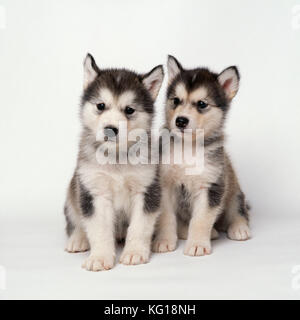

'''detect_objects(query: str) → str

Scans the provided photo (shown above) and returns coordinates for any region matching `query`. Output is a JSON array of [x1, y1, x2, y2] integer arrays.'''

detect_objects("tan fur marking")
[[167, 83, 223, 138]]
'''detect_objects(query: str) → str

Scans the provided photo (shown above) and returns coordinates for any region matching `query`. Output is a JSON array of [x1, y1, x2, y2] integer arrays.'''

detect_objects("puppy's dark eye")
[[197, 100, 208, 110], [173, 97, 180, 107], [125, 106, 135, 115], [96, 103, 105, 111]]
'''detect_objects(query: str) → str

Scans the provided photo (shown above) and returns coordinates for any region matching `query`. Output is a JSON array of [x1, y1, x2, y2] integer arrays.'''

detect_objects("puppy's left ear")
[[142, 65, 164, 100], [218, 66, 240, 100], [167, 55, 182, 83], [83, 53, 100, 89]]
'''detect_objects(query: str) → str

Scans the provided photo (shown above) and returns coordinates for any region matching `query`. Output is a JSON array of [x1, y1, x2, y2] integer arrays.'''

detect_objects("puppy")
[[153, 55, 250, 256], [64, 54, 164, 271]]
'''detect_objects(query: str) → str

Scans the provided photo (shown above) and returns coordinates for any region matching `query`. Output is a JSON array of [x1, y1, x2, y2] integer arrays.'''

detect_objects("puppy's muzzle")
[[104, 126, 119, 138], [176, 116, 189, 129]]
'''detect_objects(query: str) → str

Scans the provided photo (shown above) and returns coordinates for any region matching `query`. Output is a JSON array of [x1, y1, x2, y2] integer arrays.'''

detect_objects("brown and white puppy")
[[64, 54, 164, 271], [153, 55, 250, 256]]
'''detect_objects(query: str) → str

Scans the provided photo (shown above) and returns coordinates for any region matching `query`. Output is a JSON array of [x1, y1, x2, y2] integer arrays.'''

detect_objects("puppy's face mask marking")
[[80, 54, 164, 149], [166, 55, 240, 138]]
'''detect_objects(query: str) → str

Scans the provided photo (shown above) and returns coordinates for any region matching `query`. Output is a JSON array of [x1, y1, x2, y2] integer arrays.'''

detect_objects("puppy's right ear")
[[142, 65, 164, 100], [167, 55, 182, 83], [83, 53, 100, 89], [218, 66, 240, 101]]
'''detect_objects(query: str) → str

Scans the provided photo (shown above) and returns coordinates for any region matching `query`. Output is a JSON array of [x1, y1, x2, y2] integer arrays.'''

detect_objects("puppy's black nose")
[[176, 117, 189, 128], [104, 126, 119, 137]]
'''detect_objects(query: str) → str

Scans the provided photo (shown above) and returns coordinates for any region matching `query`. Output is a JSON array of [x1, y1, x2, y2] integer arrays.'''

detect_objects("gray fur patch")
[[237, 192, 249, 221], [208, 176, 225, 207], [176, 184, 192, 223], [204, 135, 224, 147], [64, 206, 75, 237], [144, 169, 161, 213], [115, 211, 129, 242], [207, 146, 224, 163], [79, 181, 94, 217]]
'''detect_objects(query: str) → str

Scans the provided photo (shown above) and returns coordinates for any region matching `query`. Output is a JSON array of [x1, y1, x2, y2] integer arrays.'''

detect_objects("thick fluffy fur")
[[153, 56, 250, 256], [64, 54, 164, 271]]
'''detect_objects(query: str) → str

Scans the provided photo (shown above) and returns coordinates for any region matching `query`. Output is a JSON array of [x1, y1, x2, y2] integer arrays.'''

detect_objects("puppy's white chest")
[[109, 168, 150, 212], [113, 185, 130, 212], [162, 160, 220, 189]]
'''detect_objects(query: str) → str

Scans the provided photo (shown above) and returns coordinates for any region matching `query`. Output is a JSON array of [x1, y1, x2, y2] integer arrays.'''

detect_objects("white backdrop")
[[0, 0, 300, 300]]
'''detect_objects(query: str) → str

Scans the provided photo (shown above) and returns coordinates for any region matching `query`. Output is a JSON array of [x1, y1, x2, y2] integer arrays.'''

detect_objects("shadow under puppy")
[[64, 54, 164, 271], [153, 55, 250, 256]]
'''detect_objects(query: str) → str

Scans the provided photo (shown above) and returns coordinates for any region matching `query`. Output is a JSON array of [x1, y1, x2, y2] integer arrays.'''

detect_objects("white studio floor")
[[1, 212, 300, 300]]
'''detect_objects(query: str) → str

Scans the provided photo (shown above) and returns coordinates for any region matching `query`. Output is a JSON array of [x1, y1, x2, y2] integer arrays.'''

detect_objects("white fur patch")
[[174, 83, 188, 101], [99, 87, 115, 106], [82, 102, 98, 130], [117, 90, 136, 108], [189, 87, 208, 103]]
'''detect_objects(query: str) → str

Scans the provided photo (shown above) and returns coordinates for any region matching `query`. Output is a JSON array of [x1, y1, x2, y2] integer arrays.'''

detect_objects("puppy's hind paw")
[[65, 234, 90, 253], [120, 247, 150, 266], [152, 239, 177, 253], [184, 240, 212, 257], [82, 254, 115, 272], [227, 222, 251, 241]]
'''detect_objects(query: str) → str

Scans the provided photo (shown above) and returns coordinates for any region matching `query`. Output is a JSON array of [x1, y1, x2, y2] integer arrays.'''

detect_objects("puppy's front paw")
[[152, 238, 177, 253], [120, 247, 150, 265], [184, 240, 211, 256], [227, 222, 251, 241], [82, 254, 115, 272], [66, 234, 90, 253]]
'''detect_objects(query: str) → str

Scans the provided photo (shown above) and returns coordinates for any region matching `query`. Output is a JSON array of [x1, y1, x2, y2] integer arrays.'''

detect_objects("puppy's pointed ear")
[[83, 53, 100, 89], [218, 66, 240, 100], [167, 55, 182, 83], [142, 65, 164, 100]]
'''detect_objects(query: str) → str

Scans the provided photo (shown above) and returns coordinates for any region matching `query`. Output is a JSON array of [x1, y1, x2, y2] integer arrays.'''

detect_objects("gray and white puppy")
[[153, 55, 250, 256], [64, 54, 164, 271]]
